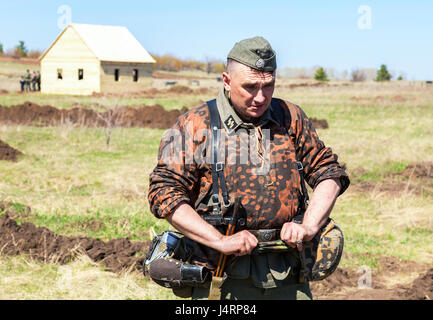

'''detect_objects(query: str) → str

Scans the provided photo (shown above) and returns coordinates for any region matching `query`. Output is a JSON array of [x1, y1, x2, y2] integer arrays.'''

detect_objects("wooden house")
[[39, 23, 156, 95]]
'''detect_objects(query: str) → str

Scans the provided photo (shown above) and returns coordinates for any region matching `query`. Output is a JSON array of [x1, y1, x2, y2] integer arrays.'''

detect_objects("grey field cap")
[[227, 36, 277, 72]]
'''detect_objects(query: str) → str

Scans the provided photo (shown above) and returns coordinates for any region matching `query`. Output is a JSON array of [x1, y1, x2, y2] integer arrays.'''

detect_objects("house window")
[[114, 69, 119, 82], [133, 69, 138, 82], [78, 69, 84, 80], [57, 69, 63, 80]]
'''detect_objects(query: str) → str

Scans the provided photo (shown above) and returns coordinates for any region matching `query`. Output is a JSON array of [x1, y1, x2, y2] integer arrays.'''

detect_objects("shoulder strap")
[[207, 99, 231, 214]]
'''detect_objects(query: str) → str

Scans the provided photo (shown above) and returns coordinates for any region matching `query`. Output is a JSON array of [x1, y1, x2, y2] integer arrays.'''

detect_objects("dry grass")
[[0, 253, 180, 300]]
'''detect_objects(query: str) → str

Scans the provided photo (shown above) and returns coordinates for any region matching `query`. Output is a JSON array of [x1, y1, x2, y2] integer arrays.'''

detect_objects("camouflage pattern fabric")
[[299, 218, 344, 281], [148, 94, 349, 271]]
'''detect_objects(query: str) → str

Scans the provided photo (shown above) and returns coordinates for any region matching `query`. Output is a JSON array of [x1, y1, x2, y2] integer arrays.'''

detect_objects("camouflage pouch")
[[299, 218, 344, 282]]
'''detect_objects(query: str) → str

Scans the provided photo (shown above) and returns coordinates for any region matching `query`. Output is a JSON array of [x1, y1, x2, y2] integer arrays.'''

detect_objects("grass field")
[[0, 60, 432, 299]]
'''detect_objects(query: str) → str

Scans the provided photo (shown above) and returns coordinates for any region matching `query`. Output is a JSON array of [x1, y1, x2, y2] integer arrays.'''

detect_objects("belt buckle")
[[260, 229, 273, 242]]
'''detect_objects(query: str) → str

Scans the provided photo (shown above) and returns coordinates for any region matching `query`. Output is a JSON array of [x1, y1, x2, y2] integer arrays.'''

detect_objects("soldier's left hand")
[[280, 222, 317, 251]]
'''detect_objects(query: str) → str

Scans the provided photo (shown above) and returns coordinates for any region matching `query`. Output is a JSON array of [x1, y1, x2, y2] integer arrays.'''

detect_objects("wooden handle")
[[214, 197, 241, 277]]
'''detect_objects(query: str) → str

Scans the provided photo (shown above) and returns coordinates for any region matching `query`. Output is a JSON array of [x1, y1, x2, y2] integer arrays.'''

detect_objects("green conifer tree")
[[314, 67, 329, 81], [14, 41, 28, 57], [376, 64, 392, 81]]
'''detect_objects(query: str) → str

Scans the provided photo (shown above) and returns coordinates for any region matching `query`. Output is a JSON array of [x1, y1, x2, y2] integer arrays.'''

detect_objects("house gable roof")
[[40, 23, 156, 64]]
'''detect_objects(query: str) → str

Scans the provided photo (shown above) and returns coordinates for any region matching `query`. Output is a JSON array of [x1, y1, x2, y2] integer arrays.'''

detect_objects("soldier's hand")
[[217, 230, 258, 256], [280, 222, 317, 251]]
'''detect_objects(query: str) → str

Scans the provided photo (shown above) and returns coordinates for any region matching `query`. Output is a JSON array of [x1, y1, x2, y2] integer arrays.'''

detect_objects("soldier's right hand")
[[216, 230, 258, 256]]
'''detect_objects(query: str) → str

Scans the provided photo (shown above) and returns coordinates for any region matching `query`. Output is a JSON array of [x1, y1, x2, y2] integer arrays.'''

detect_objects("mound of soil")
[[310, 268, 358, 296], [152, 72, 214, 80], [166, 85, 194, 94], [0, 206, 150, 274], [350, 95, 415, 103], [287, 82, 329, 89], [90, 86, 213, 98], [0, 139, 23, 162], [398, 162, 433, 180], [310, 118, 329, 129], [310, 255, 433, 300], [349, 162, 433, 196], [0, 102, 189, 129], [402, 268, 433, 300], [0, 101, 329, 130], [283, 82, 350, 90], [1, 201, 432, 299]]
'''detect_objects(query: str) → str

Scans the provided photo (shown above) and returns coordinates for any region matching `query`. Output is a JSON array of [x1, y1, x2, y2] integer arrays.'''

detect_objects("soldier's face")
[[223, 64, 275, 121]]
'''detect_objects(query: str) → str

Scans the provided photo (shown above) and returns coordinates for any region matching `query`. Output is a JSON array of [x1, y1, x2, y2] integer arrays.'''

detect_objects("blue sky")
[[1, 0, 432, 80]]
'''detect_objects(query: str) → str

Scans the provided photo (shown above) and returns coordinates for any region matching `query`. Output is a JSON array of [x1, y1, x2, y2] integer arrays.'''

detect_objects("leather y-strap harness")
[[206, 98, 309, 219]]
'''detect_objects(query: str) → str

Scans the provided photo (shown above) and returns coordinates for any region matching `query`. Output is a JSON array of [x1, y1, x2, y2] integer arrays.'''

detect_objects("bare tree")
[[95, 96, 124, 148], [351, 69, 367, 82]]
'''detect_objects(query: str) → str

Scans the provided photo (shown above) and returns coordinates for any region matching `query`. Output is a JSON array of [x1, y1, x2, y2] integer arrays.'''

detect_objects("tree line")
[[151, 54, 226, 74], [313, 65, 401, 82], [0, 41, 42, 59]]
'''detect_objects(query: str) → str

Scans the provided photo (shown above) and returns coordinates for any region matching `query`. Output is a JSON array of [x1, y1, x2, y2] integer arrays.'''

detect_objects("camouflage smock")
[[148, 89, 349, 287]]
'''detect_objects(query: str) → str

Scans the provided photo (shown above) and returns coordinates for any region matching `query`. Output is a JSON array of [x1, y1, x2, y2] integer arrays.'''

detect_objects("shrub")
[[314, 67, 329, 81], [27, 50, 42, 59]]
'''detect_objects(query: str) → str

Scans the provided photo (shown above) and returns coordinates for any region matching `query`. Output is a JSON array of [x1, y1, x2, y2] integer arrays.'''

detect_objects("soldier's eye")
[[243, 84, 256, 90]]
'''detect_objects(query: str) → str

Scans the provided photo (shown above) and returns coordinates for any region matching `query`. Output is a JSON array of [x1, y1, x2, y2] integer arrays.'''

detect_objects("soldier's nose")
[[253, 90, 266, 104]]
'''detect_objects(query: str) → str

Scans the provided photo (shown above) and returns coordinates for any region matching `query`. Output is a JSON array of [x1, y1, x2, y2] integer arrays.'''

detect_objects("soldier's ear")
[[222, 72, 231, 92]]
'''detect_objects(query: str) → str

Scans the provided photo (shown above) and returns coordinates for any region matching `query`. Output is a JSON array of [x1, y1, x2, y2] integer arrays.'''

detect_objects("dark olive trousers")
[[191, 276, 313, 300]]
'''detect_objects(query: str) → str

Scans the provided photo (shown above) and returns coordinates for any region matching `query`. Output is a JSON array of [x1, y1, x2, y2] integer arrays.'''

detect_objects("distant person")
[[24, 70, 31, 92], [36, 71, 41, 91], [19, 76, 25, 92], [31, 71, 37, 91]]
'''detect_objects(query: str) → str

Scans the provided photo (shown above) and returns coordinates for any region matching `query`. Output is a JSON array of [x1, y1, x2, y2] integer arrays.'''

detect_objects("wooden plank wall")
[[41, 27, 100, 95], [100, 62, 153, 93]]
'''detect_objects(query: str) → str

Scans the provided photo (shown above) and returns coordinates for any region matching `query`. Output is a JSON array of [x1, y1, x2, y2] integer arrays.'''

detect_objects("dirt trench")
[[0, 203, 150, 274], [1, 202, 432, 299], [0, 102, 189, 129], [0, 101, 329, 130]]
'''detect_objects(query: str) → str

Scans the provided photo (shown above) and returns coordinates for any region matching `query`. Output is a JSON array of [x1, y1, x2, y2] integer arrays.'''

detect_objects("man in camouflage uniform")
[[24, 70, 31, 92], [148, 36, 349, 300]]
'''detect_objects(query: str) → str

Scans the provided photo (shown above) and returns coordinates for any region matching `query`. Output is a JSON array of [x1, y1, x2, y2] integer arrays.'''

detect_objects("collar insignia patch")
[[224, 115, 237, 130]]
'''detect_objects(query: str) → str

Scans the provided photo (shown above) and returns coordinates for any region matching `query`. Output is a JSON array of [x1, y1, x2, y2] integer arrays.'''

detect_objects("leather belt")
[[248, 229, 281, 242]]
